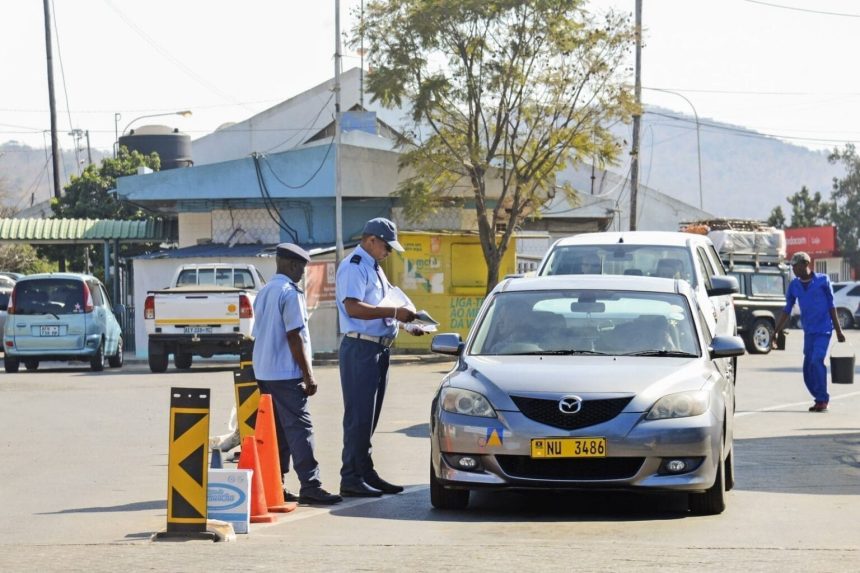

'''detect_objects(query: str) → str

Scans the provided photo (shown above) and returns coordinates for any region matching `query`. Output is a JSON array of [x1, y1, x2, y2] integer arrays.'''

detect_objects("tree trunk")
[[485, 250, 501, 295]]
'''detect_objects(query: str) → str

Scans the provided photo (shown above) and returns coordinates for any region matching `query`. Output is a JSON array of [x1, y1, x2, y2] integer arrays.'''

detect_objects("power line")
[[743, 0, 860, 18]]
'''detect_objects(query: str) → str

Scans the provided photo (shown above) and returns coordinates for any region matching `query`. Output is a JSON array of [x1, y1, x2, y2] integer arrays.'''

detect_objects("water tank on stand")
[[118, 125, 193, 169]]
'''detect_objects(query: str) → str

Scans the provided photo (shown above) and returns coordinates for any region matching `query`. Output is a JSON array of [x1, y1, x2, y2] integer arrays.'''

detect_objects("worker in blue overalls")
[[773, 251, 846, 412], [336, 218, 422, 497]]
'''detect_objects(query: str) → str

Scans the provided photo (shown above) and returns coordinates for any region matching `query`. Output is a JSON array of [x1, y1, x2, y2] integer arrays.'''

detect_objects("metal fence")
[[117, 305, 136, 353]]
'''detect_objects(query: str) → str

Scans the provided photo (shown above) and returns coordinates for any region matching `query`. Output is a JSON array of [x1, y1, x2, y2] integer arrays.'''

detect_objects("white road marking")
[[736, 389, 860, 417]]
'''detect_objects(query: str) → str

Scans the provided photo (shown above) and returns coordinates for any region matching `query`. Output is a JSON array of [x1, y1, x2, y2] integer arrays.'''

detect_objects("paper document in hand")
[[380, 286, 415, 311], [405, 323, 437, 334], [414, 310, 439, 325]]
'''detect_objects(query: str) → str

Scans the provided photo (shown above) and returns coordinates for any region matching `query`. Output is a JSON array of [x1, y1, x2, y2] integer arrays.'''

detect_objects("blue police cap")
[[276, 243, 311, 262], [362, 217, 404, 252]]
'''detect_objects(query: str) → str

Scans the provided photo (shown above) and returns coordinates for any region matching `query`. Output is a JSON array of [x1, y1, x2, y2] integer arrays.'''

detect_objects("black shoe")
[[298, 487, 342, 505], [339, 482, 383, 497], [282, 488, 300, 502], [364, 475, 404, 494]]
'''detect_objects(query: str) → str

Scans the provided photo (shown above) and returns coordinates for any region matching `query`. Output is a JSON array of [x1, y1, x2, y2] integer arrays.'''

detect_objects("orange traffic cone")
[[255, 394, 296, 513], [237, 436, 276, 523]]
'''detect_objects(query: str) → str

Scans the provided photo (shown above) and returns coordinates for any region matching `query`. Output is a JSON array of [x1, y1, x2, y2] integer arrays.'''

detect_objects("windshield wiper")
[[519, 349, 611, 356], [39, 311, 60, 320], [622, 350, 697, 357]]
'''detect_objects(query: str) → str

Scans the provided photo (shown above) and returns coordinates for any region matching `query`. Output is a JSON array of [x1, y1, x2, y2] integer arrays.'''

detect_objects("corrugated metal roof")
[[0, 218, 177, 243]]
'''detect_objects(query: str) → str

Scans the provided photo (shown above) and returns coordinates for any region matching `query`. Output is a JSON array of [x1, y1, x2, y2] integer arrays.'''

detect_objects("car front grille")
[[510, 395, 634, 430], [496, 455, 644, 481]]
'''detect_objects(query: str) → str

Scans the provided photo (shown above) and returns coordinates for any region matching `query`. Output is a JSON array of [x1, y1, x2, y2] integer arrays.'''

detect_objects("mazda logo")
[[558, 395, 582, 414]]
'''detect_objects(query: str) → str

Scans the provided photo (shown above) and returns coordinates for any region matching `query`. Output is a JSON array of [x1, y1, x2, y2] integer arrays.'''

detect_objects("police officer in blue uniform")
[[336, 218, 421, 497], [252, 243, 342, 505]]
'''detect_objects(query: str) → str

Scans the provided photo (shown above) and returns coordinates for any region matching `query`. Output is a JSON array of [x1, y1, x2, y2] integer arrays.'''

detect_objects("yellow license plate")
[[530, 437, 606, 458]]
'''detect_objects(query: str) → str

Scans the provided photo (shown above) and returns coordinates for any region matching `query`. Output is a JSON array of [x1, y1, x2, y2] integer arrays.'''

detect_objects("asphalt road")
[[0, 331, 858, 572]]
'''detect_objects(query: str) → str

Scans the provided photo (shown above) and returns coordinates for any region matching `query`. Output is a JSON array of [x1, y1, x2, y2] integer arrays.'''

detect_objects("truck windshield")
[[541, 245, 696, 287], [176, 268, 256, 288]]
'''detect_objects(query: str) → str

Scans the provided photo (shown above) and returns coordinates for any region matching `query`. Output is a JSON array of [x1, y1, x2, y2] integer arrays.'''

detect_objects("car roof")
[[496, 274, 692, 297], [550, 231, 713, 248], [177, 263, 254, 269], [16, 272, 99, 283]]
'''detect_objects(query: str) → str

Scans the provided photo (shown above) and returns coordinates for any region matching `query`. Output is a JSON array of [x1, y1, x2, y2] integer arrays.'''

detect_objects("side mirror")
[[709, 335, 746, 359], [430, 333, 463, 356], [707, 275, 739, 297]]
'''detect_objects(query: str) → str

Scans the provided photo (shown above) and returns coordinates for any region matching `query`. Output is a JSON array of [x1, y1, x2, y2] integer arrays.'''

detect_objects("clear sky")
[[2, 0, 860, 154]]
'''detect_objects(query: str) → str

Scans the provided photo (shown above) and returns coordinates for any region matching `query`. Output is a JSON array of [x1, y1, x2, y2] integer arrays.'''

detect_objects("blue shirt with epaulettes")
[[335, 245, 397, 337]]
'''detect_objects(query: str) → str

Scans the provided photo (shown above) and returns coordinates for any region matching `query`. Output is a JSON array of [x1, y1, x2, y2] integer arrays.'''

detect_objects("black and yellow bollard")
[[153, 387, 226, 541], [233, 365, 260, 441]]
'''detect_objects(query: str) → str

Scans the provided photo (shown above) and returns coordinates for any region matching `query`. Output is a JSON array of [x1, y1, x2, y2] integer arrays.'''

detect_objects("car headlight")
[[440, 387, 497, 418], [646, 390, 709, 420]]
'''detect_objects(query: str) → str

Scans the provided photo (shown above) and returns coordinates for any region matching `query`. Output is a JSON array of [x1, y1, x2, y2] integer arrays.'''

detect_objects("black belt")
[[344, 332, 395, 348]]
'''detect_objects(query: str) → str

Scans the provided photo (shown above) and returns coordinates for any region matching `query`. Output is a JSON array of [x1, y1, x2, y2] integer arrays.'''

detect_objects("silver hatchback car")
[[3, 273, 123, 372], [429, 275, 745, 515]]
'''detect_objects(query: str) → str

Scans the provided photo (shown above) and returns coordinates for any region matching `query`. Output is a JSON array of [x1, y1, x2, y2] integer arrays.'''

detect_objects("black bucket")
[[830, 355, 855, 384]]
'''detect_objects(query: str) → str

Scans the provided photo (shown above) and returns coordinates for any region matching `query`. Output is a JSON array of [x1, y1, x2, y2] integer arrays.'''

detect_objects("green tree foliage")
[[41, 147, 161, 275], [358, 0, 636, 292], [766, 205, 785, 229], [828, 144, 860, 269], [785, 186, 832, 228]]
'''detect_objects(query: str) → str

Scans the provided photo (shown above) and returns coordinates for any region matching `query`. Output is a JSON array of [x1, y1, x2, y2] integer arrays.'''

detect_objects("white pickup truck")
[[144, 264, 267, 372]]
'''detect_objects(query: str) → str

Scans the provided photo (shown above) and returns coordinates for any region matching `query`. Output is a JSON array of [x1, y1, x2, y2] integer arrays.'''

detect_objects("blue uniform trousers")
[[802, 332, 831, 403], [256, 378, 322, 491], [339, 335, 390, 487]]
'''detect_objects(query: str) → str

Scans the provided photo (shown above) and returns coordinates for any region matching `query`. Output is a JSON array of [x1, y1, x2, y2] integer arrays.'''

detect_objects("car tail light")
[[239, 294, 253, 319], [83, 282, 94, 313], [6, 287, 15, 315], [144, 295, 155, 320]]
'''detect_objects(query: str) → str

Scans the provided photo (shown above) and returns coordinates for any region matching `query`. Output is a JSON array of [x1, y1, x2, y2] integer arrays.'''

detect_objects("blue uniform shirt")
[[336, 245, 397, 337], [784, 272, 835, 335], [251, 274, 310, 380]]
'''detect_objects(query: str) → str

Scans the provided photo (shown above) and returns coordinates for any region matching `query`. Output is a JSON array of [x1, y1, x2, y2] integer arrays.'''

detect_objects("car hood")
[[448, 355, 714, 412]]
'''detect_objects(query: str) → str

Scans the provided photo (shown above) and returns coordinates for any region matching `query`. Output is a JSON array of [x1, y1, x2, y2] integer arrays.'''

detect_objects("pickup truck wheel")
[[90, 341, 105, 372], [174, 352, 193, 370], [108, 337, 123, 368], [148, 342, 168, 373], [5, 357, 20, 373], [746, 319, 773, 354]]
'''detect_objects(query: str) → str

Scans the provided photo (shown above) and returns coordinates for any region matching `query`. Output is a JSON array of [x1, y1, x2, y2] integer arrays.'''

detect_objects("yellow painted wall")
[[382, 231, 517, 350]]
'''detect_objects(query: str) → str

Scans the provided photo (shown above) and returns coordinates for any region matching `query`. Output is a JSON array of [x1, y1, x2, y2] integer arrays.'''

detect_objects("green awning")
[[0, 218, 177, 244]]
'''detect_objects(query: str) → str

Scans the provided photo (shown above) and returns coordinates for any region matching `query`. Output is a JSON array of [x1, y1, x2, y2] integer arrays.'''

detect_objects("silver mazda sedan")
[[429, 275, 745, 515]]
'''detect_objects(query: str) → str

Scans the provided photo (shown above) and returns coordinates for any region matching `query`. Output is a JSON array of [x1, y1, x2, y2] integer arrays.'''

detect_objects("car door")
[[99, 282, 121, 354], [86, 280, 108, 348]]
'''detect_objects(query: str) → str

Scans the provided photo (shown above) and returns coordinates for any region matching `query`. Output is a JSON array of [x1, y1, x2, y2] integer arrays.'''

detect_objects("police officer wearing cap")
[[252, 243, 342, 505], [336, 217, 421, 497]]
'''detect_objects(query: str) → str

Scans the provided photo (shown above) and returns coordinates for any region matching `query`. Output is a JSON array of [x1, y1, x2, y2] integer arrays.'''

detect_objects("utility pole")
[[43, 0, 61, 200], [85, 130, 92, 166], [629, 0, 642, 231], [334, 0, 344, 265]]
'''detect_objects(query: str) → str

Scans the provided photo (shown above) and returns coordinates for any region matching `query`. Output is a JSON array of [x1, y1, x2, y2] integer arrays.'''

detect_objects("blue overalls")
[[252, 274, 321, 492], [335, 246, 398, 488], [784, 273, 835, 403]]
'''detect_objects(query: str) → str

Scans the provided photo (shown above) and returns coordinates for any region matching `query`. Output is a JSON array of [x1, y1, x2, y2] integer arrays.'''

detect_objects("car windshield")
[[470, 290, 700, 357], [12, 279, 85, 315], [540, 245, 697, 287]]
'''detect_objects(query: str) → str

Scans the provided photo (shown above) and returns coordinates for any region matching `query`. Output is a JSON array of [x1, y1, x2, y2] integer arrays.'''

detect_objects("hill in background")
[[0, 141, 108, 212], [0, 107, 845, 222], [606, 106, 843, 220]]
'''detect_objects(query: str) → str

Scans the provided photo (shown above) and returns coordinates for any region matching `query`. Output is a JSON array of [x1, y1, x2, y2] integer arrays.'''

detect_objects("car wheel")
[[90, 340, 105, 372], [4, 357, 19, 373], [836, 308, 854, 330], [724, 448, 735, 492], [24, 360, 39, 371], [430, 463, 469, 510], [174, 352, 193, 370], [108, 337, 123, 368], [689, 447, 726, 515], [746, 319, 774, 354]]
